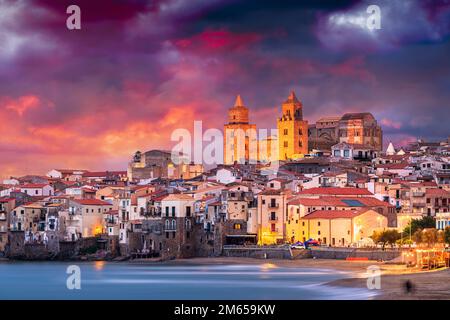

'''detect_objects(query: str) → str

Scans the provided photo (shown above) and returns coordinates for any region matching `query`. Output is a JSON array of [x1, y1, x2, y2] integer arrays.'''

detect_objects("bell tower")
[[223, 95, 257, 164], [277, 91, 308, 160]]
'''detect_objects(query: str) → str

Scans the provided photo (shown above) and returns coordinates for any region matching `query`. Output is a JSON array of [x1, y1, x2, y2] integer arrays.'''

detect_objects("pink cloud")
[[175, 29, 262, 54], [380, 118, 402, 129], [3, 95, 41, 116]]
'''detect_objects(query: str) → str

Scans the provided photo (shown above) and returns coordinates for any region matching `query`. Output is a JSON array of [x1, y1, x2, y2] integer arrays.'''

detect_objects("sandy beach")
[[160, 257, 450, 300]]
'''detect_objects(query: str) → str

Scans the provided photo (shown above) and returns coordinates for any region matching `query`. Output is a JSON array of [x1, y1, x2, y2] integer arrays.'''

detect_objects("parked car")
[[290, 241, 305, 249], [304, 239, 320, 248]]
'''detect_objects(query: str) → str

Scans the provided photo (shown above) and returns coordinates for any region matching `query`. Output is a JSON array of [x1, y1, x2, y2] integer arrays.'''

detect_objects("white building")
[[20, 184, 54, 196]]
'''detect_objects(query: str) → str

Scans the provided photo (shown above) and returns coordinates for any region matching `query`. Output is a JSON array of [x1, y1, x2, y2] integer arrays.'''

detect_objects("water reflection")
[[0, 262, 376, 300]]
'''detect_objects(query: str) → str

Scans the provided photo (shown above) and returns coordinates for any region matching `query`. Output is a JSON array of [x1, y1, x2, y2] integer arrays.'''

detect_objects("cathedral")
[[222, 91, 383, 164]]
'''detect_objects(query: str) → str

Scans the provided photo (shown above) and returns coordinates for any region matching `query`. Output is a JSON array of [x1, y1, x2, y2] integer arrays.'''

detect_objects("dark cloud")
[[0, 0, 449, 176]]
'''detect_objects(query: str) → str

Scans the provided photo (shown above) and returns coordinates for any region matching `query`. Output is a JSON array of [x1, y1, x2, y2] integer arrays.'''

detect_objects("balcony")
[[268, 203, 279, 209], [412, 192, 425, 197], [268, 215, 278, 221], [412, 202, 426, 207], [0, 213, 6, 221]]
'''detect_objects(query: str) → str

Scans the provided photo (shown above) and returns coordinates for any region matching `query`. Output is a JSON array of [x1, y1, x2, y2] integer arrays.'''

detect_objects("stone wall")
[[58, 241, 77, 259], [24, 243, 49, 260], [309, 247, 401, 260], [222, 246, 293, 259]]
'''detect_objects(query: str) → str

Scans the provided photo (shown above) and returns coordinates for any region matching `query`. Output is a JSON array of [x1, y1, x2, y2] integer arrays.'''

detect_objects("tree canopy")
[[371, 229, 401, 249], [403, 216, 436, 236]]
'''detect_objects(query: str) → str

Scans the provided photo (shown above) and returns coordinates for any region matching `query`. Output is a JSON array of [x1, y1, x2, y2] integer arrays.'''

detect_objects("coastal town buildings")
[[0, 93, 448, 260]]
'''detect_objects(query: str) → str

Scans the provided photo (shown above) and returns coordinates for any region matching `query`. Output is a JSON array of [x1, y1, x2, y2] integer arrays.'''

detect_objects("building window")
[[318, 221, 321, 226], [165, 207, 169, 217], [298, 129, 302, 135], [283, 129, 288, 135], [171, 206, 176, 217], [271, 224, 276, 232], [298, 141, 302, 148], [234, 223, 241, 230], [344, 150, 350, 157], [334, 150, 340, 157], [284, 141, 288, 148], [186, 206, 191, 217]]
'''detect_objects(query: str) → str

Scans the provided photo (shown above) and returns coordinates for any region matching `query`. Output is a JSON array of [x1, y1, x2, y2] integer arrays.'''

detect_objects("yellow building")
[[298, 209, 387, 246], [277, 91, 309, 160], [257, 189, 287, 245], [224, 95, 257, 164]]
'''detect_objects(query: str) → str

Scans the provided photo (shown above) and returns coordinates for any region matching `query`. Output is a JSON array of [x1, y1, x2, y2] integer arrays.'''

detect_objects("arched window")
[[171, 219, 176, 230], [165, 220, 170, 230]]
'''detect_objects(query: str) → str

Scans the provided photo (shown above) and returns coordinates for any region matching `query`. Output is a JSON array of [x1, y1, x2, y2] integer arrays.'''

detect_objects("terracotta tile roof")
[[73, 199, 112, 206], [82, 171, 127, 178], [259, 189, 283, 196], [20, 183, 49, 188], [162, 194, 195, 201], [302, 209, 360, 219], [426, 188, 450, 197], [298, 187, 373, 196], [288, 198, 329, 206], [376, 163, 410, 170]]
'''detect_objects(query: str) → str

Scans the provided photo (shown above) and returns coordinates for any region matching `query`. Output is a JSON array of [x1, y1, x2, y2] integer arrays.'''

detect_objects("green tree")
[[445, 227, 450, 245], [413, 228, 442, 247], [371, 229, 401, 250], [403, 216, 436, 236]]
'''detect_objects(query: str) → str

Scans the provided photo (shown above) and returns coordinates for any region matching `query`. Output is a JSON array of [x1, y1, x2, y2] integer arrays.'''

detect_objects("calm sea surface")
[[0, 261, 375, 300]]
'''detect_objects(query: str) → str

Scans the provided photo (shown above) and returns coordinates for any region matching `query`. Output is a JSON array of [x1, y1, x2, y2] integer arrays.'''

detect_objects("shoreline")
[[3, 255, 449, 299], [158, 257, 450, 300]]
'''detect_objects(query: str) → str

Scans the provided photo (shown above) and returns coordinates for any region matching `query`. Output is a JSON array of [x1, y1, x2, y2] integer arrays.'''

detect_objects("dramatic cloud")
[[0, 0, 449, 177]]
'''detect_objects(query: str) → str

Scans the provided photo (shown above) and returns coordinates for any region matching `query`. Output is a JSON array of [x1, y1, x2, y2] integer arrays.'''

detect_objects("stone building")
[[308, 116, 341, 151], [338, 113, 383, 151], [128, 149, 203, 181], [277, 91, 309, 160], [0, 198, 15, 253], [308, 112, 383, 152], [223, 95, 258, 165]]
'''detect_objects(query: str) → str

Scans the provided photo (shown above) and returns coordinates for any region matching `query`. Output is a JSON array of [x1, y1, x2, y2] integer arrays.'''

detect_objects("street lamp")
[[407, 215, 412, 245]]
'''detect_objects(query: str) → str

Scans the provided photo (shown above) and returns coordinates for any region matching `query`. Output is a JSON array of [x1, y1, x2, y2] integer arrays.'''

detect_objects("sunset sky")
[[1, 0, 449, 178]]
